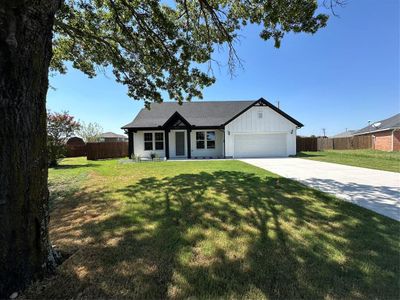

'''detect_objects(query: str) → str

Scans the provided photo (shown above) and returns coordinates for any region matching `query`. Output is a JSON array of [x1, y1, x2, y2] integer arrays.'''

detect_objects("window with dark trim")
[[144, 133, 153, 150], [196, 132, 205, 149], [155, 132, 164, 150], [196, 131, 215, 149], [206, 131, 216, 149]]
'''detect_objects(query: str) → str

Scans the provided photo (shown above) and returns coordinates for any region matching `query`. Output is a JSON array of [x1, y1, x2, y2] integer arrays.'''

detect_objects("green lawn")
[[25, 157, 399, 299], [297, 149, 400, 172]]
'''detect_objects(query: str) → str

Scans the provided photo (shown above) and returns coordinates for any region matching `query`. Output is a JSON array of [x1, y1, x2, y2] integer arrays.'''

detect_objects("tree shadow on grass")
[[53, 163, 100, 170], [25, 171, 400, 299]]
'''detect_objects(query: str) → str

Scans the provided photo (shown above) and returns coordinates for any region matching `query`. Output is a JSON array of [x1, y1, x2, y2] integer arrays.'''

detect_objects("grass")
[[24, 157, 399, 299], [297, 149, 400, 172]]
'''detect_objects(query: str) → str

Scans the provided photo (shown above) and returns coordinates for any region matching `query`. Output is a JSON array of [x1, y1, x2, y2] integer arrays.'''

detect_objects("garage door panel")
[[234, 133, 287, 158]]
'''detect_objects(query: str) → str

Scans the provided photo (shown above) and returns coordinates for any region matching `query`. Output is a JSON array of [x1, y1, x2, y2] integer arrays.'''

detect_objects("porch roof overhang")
[[162, 111, 191, 129]]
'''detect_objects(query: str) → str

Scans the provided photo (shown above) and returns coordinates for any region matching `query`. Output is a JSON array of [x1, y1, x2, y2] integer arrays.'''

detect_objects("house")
[[121, 98, 303, 159], [353, 113, 400, 151], [332, 130, 356, 138], [99, 132, 128, 142]]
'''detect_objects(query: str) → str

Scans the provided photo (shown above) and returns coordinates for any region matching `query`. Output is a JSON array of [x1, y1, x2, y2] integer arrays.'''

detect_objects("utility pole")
[[322, 128, 326, 137]]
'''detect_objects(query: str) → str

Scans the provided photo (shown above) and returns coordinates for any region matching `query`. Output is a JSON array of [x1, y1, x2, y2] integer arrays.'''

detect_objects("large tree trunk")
[[0, 0, 60, 297]]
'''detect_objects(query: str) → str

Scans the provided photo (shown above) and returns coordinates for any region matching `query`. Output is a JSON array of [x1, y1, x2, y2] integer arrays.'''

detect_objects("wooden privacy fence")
[[66, 144, 87, 157], [66, 137, 86, 157], [297, 135, 373, 152], [338, 135, 372, 149], [86, 142, 128, 160], [296, 137, 318, 151], [317, 138, 333, 150]]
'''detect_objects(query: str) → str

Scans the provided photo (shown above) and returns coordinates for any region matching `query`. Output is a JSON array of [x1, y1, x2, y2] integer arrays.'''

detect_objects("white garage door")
[[234, 133, 287, 158]]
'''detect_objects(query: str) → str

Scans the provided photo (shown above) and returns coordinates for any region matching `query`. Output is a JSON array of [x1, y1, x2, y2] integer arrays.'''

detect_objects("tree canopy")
[[0, 0, 344, 297], [77, 121, 103, 142], [52, 0, 343, 107]]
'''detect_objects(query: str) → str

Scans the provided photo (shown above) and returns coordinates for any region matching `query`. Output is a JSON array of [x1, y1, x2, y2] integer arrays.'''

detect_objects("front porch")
[[127, 112, 225, 159]]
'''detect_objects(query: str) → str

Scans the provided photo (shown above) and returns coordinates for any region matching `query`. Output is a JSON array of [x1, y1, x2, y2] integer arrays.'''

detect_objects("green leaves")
[[52, 0, 336, 104]]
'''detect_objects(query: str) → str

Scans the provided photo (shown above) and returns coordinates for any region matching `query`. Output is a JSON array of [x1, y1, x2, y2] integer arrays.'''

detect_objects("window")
[[144, 132, 164, 151], [196, 131, 215, 149], [206, 131, 215, 149], [196, 132, 205, 149], [144, 133, 153, 150], [155, 132, 164, 150], [258, 111, 263, 119]]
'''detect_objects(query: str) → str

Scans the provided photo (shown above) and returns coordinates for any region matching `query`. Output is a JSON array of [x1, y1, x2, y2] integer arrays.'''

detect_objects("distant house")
[[122, 98, 303, 159], [332, 130, 356, 138], [353, 113, 400, 151], [99, 132, 128, 143]]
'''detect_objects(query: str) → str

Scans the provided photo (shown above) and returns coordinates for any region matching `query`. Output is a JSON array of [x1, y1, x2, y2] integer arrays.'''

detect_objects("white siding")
[[134, 129, 224, 159], [225, 106, 297, 157], [133, 131, 166, 158], [190, 129, 224, 158]]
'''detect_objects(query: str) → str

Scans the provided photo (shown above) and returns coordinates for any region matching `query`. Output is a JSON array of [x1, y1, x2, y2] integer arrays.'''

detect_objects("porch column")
[[165, 129, 170, 159], [187, 128, 191, 159], [128, 131, 134, 158], [223, 129, 226, 158]]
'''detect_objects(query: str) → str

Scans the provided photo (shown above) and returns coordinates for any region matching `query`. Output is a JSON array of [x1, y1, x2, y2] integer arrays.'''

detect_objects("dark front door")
[[175, 131, 185, 156]]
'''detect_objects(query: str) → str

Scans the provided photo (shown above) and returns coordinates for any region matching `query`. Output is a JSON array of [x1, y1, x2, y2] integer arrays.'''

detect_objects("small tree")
[[47, 111, 80, 166], [77, 121, 103, 142]]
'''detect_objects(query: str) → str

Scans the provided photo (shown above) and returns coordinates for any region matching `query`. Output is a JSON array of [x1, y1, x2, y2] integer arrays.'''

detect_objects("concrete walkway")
[[240, 158, 400, 221]]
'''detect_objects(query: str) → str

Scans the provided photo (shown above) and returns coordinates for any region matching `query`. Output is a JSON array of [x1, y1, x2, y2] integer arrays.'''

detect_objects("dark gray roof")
[[332, 130, 356, 138], [354, 113, 400, 135], [100, 132, 127, 139], [122, 99, 303, 129]]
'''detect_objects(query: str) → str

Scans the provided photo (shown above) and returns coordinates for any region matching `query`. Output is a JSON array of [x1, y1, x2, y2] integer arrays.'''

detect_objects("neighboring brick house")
[[353, 113, 400, 151]]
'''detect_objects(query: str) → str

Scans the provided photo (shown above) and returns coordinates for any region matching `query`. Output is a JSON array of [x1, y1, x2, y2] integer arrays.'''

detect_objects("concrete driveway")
[[241, 158, 400, 221]]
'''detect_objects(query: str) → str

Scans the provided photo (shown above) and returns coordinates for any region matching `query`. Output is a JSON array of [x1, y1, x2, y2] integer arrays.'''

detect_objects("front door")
[[175, 131, 185, 156]]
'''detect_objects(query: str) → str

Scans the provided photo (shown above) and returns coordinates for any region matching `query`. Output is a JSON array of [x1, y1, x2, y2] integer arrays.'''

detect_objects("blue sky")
[[47, 0, 399, 136]]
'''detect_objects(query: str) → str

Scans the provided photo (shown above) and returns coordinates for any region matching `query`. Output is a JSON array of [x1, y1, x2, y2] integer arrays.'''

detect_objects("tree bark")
[[0, 0, 60, 297]]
